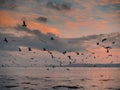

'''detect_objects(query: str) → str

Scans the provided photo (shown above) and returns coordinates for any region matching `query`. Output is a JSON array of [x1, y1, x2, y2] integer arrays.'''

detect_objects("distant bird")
[[51, 55, 54, 59], [102, 38, 107, 42], [81, 53, 84, 55], [63, 51, 67, 54], [59, 61, 62, 67], [108, 54, 112, 57], [22, 20, 27, 27], [48, 51, 52, 54], [66, 68, 70, 71], [68, 56, 72, 60], [96, 42, 99, 45], [50, 37, 54, 40], [52, 65, 55, 68], [100, 75, 103, 77], [91, 52, 95, 54], [31, 58, 34, 60], [19, 48, 22, 51], [28, 47, 32, 51], [93, 56, 96, 59], [76, 52, 79, 55], [46, 68, 49, 71], [112, 41, 115, 44], [104, 46, 112, 53], [4, 38, 8, 43], [69, 61, 72, 64], [43, 48, 46, 51]]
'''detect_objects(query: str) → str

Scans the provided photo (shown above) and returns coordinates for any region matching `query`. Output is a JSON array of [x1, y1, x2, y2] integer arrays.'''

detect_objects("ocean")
[[0, 67, 120, 90]]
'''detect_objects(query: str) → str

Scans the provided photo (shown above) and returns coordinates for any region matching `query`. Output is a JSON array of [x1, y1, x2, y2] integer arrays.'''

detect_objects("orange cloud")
[[0, 10, 61, 36], [0, 10, 18, 27], [100, 0, 120, 4], [66, 20, 109, 31], [28, 21, 61, 36]]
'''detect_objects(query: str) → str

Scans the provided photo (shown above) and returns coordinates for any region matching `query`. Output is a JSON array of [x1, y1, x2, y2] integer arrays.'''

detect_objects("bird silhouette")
[[19, 48, 22, 51], [96, 42, 99, 45], [81, 53, 84, 55], [48, 51, 52, 54], [63, 51, 67, 54], [43, 48, 46, 51], [50, 37, 54, 40], [4, 38, 8, 43], [28, 47, 32, 51], [103, 46, 112, 53], [58, 61, 63, 67], [51, 55, 54, 59], [68, 55, 72, 60], [102, 38, 107, 42], [66, 68, 70, 71], [22, 20, 27, 27], [108, 54, 112, 57], [76, 52, 79, 55], [112, 41, 115, 44]]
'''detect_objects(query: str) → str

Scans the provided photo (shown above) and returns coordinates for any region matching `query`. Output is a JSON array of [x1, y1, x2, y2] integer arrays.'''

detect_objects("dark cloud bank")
[[0, 25, 120, 53]]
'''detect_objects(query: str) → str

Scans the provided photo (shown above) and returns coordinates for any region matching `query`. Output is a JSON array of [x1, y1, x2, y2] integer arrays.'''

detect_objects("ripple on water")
[[52, 85, 84, 89]]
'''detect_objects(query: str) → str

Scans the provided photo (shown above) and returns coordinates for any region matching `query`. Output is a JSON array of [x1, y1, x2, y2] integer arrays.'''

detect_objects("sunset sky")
[[0, 0, 120, 38], [0, 0, 120, 66]]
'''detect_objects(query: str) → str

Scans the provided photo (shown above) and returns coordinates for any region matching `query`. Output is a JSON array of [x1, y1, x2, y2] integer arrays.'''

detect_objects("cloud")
[[46, 1, 71, 11], [0, 0, 119, 38], [1, 25, 120, 53], [0, 10, 18, 27], [0, 26, 87, 52], [36, 16, 48, 23], [0, 26, 120, 66], [0, 0, 17, 10]]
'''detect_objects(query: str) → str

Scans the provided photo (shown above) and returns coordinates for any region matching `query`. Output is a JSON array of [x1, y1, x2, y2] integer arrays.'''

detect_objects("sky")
[[0, 0, 120, 66], [0, 0, 120, 38]]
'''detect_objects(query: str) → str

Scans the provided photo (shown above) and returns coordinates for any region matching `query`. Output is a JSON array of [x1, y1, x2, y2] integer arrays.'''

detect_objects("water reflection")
[[0, 67, 120, 90]]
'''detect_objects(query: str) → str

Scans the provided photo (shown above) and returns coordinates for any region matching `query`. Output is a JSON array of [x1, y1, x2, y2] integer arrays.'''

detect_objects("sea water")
[[0, 67, 120, 90]]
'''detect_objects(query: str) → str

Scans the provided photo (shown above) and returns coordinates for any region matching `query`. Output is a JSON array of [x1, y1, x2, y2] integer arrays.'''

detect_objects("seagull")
[[66, 68, 70, 71], [43, 48, 46, 51], [28, 47, 32, 51], [103, 46, 112, 53], [108, 54, 112, 57], [4, 38, 8, 43], [22, 20, 27, 27], [46, 68, 49, 71], [102, 38, 107, 42], [91, 52, 95, 54], [93, 56, 96, 59], [69, 61, 72, 64], [63, 51, 67, 54], [19, 48, 22, 51], [96, 42, 99, 45], [81, 53, 84, 55], [50, 37, 54, 40], [76, 52, 79, 55], [51, 55, 54, 59], [112, 41, 115, 44], [48, 51, 52, 54], [68, 56, 72, 60]]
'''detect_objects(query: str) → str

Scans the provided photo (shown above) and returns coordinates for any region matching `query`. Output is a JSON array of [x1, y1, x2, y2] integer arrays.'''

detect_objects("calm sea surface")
[[0, 67, 120, 90]]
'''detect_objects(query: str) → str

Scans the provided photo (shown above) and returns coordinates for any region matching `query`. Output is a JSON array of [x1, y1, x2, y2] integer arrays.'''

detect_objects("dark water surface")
[[0, 67, 120, 90]]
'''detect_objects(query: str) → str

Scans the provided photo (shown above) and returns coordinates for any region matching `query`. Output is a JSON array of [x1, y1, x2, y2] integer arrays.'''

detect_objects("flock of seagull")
[[0, 20, 118, 69]]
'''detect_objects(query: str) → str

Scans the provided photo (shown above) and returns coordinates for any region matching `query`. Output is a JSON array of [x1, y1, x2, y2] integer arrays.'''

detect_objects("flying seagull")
[[102, 38, 107, 42], [50, 37, 54, 40], [28, 47, 32, 51], [19, 48, 22, 51], [22, 20, 27, 27], [4, 38, 8, 43]]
